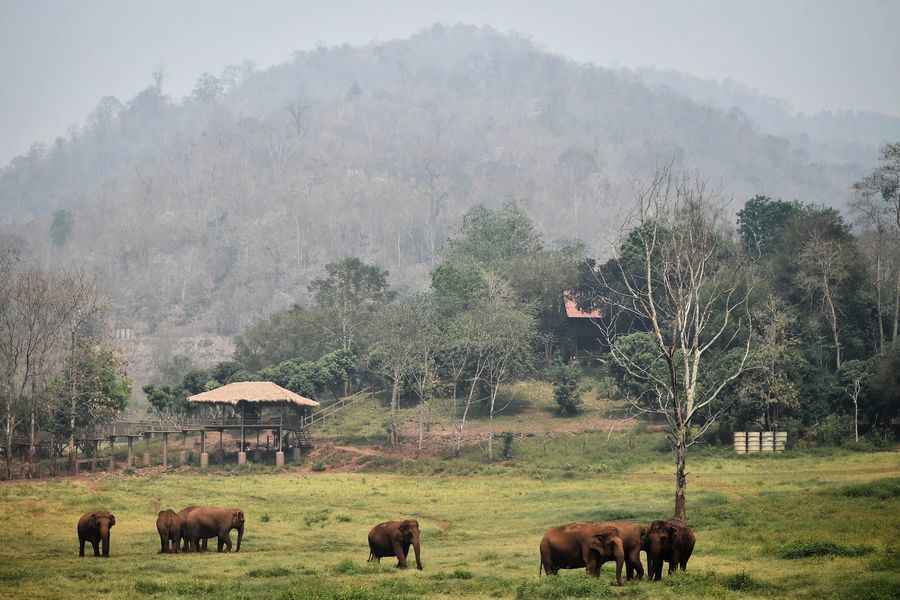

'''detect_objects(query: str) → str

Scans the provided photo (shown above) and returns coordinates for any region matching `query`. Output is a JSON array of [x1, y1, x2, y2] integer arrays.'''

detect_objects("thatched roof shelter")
[[187, 381, 319, 408]]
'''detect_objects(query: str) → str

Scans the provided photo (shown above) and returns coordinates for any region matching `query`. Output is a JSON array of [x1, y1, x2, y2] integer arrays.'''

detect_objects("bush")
[[814, 415, 852, 446], [515, 575, 611, 599], [247, 567, 291, 578], [723, 571, 770, 592], [550, 362, 582, 416], [311, 462, 327, 472], [778, 541, 873, 559], [839, 478, 900, 500]]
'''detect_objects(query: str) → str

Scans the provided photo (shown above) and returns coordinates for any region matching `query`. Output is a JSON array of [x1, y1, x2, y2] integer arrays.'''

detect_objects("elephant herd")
[[77, 508, 693, 586], [76, 506, 245, 557], [540, 519, 696, 585]]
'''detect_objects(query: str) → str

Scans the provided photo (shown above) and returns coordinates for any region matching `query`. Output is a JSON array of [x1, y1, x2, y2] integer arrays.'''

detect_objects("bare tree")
[[797, 231, 848, 370], [586, 166, 754, 520], [0, 267, 96, 478]]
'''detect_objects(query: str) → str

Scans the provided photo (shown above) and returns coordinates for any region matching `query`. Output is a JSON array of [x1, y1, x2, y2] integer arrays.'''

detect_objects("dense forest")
[[1, 25, 897, 416]]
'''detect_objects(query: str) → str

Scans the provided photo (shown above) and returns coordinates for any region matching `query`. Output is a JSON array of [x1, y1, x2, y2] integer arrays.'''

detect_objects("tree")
[[551, 361, 583, 416], [582, 166, 754, 520], [839, 359, 871, 443], [50, 343, 130, 444], [854, 142, 900, 350], [0, 268, 97, 477], [367, 298, 432, 446], [797, 231, 849, 370], [736, 296, 801, 430], [49, 209, 73, 248], [310, 258, 392, 355]]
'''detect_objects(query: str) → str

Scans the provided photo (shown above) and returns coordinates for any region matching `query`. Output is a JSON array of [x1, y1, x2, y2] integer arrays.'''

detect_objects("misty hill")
[[0, 24, 879, 390], [632, 66, 900, 165]]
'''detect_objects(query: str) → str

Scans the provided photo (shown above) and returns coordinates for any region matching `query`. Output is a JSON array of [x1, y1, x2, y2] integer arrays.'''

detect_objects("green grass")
[[1, 436, 898, 600]]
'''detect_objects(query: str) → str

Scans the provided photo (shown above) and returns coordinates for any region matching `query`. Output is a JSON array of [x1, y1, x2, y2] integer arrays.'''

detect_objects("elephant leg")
[[667, 559, 676, 575], [79, 539, 85, 557], [392, 540, 408, 568], [630, 548, 644, 580], [91, 540, 99, 557], [202, 538, 208, 552], [222, 533, 232, 552], [160, 534, 166, 553], [172, 536, 179, 554]]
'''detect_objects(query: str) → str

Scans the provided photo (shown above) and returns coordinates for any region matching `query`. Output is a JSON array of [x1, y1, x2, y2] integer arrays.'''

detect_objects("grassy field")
[[2, 432, 898, 600]]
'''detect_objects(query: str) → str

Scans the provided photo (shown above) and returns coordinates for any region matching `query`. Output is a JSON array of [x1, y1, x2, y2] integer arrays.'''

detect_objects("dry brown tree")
[[586, 166, 755, 520]]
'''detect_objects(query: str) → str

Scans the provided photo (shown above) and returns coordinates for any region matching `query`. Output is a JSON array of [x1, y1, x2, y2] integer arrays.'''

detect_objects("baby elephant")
[[644, 519, 695, 580], [156, 509, 182, 553], [77, 511, 116, 557], [367, 519, 423, 570]]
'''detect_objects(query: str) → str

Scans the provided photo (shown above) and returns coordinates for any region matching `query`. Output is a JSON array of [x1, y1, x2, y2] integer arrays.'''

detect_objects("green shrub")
[[134, 580, 166, 594], [335, 514, 352, 522], [515, 575, 611, 599], [247, 567, 291, 578], [260, 512, 271, 523], [839, 478, 900, 500], [311, 461, 327, 472], [304, 509, 331, 527], [549, 362, 582, 416], [814, 415, 852, 446], [723, 571, 771, 592], [333, 559, 363, 575], [778, 541, 873, 559], [868, 547, 900, 572]]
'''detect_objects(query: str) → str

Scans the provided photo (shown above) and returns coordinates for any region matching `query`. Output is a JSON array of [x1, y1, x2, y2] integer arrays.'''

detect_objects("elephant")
[[367, 519, 423, 570], [77, 511, 116, 557], [156, 509, 182, 553], [540, 521, 645, 585], [182, 506, 245, 552], [644, 519, 695, 580], [178, 506, 205, 551]]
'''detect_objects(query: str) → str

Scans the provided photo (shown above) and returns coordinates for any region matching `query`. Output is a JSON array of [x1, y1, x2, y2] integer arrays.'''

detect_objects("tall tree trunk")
[[893, 272, 900, 349], [673, 427, 687, 521], [390, 373, 400, 447], [824, 279, 841, 370], [876, 255, 885, 354]]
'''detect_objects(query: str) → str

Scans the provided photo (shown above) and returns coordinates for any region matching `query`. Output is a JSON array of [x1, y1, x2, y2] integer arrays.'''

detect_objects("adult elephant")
[[156, 509, 182, 553], [77, 511, 116, 558], [182, 506, 245, 552], [644, 519, 695, 580], [367, 519, 422, 570], [539, 522, 627, 585]]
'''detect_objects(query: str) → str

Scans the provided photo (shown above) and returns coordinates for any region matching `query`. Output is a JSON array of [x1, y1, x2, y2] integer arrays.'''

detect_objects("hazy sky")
[[2, 0, 898, 166]]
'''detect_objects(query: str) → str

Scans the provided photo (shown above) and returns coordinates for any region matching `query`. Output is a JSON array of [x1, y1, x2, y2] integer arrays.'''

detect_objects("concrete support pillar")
[[238, 451, 247, 465], [127, 437, 134, 467], [162, 433, 168, 468], [91, 456, 97, 472], [200, 452, 209, 469], [74, 460, 80, 476], [108, 438, 115, 473], [142, 432, 151, 467], [275, 451, 285, 467]]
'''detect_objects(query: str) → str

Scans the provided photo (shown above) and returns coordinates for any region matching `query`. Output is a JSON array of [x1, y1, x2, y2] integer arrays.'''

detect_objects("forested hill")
[[0, 25, 875, 384]]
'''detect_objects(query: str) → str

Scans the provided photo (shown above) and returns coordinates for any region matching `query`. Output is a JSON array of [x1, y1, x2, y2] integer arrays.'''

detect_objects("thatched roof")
[[187, 382, 319, 408]]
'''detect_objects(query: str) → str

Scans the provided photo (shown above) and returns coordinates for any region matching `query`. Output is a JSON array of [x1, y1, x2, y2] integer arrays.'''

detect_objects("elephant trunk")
[[99, 525, 110, 557], [235, 524, 243, 552], [612, 538, 625, 586], [412, 533, 422, 570]]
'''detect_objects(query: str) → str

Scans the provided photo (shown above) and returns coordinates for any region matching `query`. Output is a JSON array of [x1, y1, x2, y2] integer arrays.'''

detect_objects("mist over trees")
[[0, 25, 871, 368]]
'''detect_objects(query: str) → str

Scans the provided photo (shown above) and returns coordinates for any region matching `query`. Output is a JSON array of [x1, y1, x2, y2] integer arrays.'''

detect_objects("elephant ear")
[[591, 531, 614, 552], [234, 510, 245, 525], [109, 514, 116, 526], [88, 512, 99, 527]]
